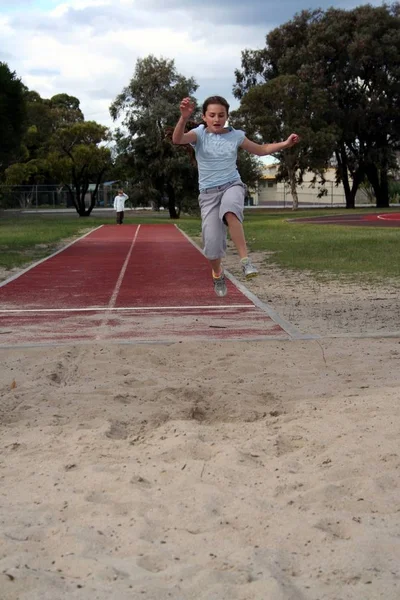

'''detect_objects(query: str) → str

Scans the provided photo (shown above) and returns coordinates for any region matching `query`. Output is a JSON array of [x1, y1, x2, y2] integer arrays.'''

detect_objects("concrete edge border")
[[1, 331, 399, 350], [176, 225, 313, 340]]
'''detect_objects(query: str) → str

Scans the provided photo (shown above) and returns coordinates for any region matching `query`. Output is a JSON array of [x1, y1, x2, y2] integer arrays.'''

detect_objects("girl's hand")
[[180, 97, 195, 119], [285, 133, 300, 148]]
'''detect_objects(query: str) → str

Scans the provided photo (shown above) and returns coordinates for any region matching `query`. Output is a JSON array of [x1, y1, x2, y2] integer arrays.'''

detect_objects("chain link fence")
[[0, 184, 122, 210], [255, 179, 400, 208], [256, 180, 376, 208], [2, 181, 398, 211]]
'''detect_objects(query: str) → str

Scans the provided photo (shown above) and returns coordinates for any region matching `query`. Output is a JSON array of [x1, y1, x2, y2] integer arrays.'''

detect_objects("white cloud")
[[0, 0, 386, 132], [0, 0, 271, 130]]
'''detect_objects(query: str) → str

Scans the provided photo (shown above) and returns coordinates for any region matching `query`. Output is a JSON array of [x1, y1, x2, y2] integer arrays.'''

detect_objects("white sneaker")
[[213, 273, 227, 297], [241, 258, 258, 279]]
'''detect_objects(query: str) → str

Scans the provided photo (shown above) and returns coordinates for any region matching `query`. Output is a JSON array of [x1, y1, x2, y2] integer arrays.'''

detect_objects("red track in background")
[[0, 225, 289, 345], [289, 212, 400, 227]]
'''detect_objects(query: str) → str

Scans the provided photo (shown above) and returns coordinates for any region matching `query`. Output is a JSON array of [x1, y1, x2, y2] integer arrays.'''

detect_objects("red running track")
[[0, 224, 289, 345], [289, 212, 400, 227]]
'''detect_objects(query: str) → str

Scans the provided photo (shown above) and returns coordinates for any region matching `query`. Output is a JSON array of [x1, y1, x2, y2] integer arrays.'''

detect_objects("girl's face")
[[202, 103, 228, 133]]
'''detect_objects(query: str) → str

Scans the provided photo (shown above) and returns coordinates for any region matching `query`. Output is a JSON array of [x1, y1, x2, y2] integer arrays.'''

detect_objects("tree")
[[300, 5, 400, 207], [347, 4, 400, 207], [0, 62, 26, 174], [232, 74, 337, 209], [50, 93, 84, 128], [234, 4, 400, 208], [3, 85, 109, 215], [110, 55, 199, 218], [23, 91, 84, 161], [47, 121, 112, 216], [23, 90, 54, 160], [4, 160, 46, 208], [236, 151, 263, 194]]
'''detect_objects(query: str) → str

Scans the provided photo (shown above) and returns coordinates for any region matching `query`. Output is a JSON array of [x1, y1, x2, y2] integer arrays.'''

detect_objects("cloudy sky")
[[0, 0, 384, 131]]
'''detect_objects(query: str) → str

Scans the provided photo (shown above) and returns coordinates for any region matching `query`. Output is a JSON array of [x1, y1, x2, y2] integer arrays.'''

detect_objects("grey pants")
[[199, 181, 246, 259]]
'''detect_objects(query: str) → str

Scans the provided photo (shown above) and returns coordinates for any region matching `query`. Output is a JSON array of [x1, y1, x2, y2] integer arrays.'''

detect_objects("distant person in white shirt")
[[113, 189, 129, 224]]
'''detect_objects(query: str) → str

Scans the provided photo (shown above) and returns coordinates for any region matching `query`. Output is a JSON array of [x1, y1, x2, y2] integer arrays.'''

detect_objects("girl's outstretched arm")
[[240, 134, 299, 156]]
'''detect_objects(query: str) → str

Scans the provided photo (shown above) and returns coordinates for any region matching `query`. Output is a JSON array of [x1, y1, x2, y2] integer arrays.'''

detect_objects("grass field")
[[0, 209, 399, 282]]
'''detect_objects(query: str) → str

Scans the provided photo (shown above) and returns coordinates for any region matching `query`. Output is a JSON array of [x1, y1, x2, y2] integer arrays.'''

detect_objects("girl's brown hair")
[[202, 96, 230, 116]]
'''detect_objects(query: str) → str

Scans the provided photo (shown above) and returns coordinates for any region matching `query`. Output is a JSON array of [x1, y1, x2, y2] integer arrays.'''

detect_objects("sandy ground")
[[1, 250, 400, 599], [223, 246, 400, 338]]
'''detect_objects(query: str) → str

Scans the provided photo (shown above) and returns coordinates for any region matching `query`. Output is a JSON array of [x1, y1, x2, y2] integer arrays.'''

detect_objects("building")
[[252, 163, 372, 207]]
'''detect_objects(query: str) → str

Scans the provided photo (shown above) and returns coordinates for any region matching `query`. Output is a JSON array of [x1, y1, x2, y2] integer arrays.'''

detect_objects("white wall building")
[[252, 163, 372, 207]]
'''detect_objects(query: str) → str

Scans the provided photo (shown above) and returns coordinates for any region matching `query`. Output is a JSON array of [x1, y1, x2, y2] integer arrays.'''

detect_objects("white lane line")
[[0, 225, 104, 288], [107, 225, 141, 310], [0, 304, 255, 314], [95, 225, 142, 340]]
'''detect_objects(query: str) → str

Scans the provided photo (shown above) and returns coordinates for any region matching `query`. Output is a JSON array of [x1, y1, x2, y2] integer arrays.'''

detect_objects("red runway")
[[0, 225, 291, 346]]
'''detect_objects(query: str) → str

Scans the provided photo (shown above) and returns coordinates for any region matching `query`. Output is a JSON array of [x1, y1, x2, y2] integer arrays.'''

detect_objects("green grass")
[[241, 211, 400, 281], [0, 209, 399, 283], [0, 213, 176, 270], [0, 215, 100, 269], [180, 208, 400, 283]]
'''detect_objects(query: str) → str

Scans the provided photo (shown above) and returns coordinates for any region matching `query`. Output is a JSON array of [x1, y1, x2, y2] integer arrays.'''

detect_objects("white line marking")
[[301, 218, 359, 223], [5, 331, 400, 349], [223, 269, 307, 339], [95, 225, 141, 339], [0, 304, 255, 314], [176, 225, 305, 339], [287, 217, 365, 224], [107, 225, 141, 309], [377, 214, 399, 221], [0, 225, 104, 288]]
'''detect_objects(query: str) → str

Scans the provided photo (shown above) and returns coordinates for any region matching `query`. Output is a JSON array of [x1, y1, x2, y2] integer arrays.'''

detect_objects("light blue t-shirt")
[[191, 124, 246, 191]]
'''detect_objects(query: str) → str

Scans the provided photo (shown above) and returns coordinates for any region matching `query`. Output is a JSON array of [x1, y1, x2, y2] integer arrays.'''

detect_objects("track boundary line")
[[221, 269, 315, 340], [176, 225, 310, 340], [0, 304, 256, 314], [1, 330, 399, 350], [287, 217, 362, 223], [288, 212, 400, 227], [377, 214, 398, 221], [0, 225, 104, 288]]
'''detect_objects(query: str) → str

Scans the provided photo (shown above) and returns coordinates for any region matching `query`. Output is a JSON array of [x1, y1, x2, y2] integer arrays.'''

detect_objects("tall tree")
[[300, 5, 400, 207], [3, 88, 104, 214], [232, 74, 337, 209], [50, 93, 84, 128], [0, 63, 26, 174], [234, 4, 400, 208], [110, 55, 199, 218], [5, 120, 112, 215], [47, 121, 112, 216], [23, 91, 84, 161]]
